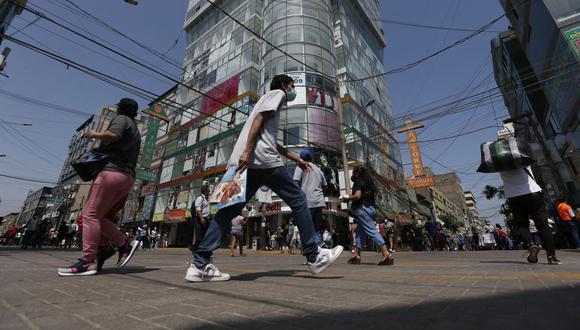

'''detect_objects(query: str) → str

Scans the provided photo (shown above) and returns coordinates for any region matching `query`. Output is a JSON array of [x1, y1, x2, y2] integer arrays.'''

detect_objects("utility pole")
[[338, 99, 375, 196]]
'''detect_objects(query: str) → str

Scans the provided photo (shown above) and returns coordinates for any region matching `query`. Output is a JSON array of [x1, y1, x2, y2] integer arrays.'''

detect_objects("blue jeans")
[[563, 221, 580, 248], [193, 167, 318, 267], [310, 207, 324, 246], [352, 205, 385, 249]]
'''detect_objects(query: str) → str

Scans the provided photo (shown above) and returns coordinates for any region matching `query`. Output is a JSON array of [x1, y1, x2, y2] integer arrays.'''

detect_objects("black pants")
[[508, 192, 556, 257], [191, 217, 209, 251]]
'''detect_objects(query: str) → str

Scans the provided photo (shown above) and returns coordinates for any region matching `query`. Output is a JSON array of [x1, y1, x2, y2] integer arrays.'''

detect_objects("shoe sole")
[[185, 274, 231, 282], [57, 270, 97, 277], [116, 241, 139, 269], [310, 245, 344, 275], [527, 246, 540, 264]]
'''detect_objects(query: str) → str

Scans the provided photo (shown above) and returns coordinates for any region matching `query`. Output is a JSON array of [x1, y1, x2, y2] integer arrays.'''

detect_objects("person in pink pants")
[[58, 98, 142, 276]]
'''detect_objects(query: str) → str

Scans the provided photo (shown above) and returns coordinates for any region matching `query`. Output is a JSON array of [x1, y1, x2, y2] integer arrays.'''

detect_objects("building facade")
[[15, 187, 53, 227], [434, 172, 468, 217], [152, 0, 404, 246], [463, 191, 480, 227], [493, 0, 580, 204], [0, 212, 19, 236]]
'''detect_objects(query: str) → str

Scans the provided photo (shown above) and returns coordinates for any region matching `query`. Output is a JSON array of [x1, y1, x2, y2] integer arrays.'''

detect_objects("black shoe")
[[527, 244, 540, 264], [96, 246, 116, 272], [548, 256, 562, 265], [116, 240, 139, 269]]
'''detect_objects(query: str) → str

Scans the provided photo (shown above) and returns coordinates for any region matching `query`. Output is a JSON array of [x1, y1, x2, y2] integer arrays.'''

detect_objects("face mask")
[[286, 89, 297, 102]]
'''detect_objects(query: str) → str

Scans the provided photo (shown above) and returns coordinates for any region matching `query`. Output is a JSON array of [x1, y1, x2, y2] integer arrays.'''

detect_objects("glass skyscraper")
[[153, 0, 405, 246]]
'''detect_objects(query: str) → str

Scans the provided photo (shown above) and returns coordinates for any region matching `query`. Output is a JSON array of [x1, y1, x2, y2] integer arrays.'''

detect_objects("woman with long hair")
[[341, 167, 393, 265]]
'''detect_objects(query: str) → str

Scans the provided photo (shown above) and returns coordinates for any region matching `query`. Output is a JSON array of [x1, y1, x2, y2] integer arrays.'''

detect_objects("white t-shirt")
[[292, 225, 300, 241], [529, 219, 538, 233], [231, 215, 244, 231], [194, 194, 210, 218], [228, 90, 286, 169], [499, 167, 542, 199], [293, 162, 327, 208]]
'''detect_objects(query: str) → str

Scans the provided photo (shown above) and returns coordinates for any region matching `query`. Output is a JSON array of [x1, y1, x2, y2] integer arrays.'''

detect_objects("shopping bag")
[[209, 165, 247, 210], [477, 138, 535, 173], [71, 149, 111, 181]]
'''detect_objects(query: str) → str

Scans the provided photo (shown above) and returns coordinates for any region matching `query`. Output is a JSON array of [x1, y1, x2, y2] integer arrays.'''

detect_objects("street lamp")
[[0, 154, 6, 157], [124, 0, 138, 4]]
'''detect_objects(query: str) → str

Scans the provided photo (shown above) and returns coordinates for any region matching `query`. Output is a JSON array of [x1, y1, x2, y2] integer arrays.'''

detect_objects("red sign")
[[407, 176, 435, 189], [263, 203, 282, 213], [200, 75, 240, 117], [163, 208, 187, 223]]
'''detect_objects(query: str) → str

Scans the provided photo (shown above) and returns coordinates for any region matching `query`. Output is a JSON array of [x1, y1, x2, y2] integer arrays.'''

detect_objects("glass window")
[[287, 25, 302, 43], [304, 26, 321, 44]]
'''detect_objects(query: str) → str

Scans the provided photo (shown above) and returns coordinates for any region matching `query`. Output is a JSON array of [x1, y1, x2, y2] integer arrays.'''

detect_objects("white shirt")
[[529, 219, 538, 233], [499, 167, 541, 199], [228, 90, 286, 169], [194, 194, 210, 218]]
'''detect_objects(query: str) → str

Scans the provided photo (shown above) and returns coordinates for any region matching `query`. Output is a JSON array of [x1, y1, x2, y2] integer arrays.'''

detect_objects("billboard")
[[200, 74, 240, 117]]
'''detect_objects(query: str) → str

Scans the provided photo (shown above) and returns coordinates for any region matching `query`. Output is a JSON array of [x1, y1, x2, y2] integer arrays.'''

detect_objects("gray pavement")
[[1, 247, 579, 330]]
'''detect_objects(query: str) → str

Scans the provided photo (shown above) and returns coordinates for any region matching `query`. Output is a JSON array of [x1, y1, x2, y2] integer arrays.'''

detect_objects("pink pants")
[[81, 170, 134, 262]]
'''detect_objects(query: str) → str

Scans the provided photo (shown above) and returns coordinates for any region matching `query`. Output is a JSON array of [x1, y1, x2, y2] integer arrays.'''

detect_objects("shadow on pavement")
[[232, 269, 343, 281], [479, 260, 531, 265], [100, 267, 160, 275], [182, 285, 580, 330]]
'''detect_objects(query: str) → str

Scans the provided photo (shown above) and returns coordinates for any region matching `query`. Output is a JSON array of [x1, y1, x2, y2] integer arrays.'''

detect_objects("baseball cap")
[[299, 149, 312, 161]]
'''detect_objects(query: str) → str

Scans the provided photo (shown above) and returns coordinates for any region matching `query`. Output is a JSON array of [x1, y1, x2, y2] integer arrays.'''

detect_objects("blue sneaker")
[[57, 259, 97, 276]]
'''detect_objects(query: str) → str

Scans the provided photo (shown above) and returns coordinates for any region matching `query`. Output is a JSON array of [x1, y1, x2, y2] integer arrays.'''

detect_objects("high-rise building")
[[153, 0, 405, 246], [434, 172, 468, 217], [492, 0, 579, 204], [15, 187, 53, 227], [464, 191, 480, 227]]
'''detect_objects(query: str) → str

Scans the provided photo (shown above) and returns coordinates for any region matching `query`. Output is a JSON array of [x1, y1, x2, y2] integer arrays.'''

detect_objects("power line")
[[372, 18, 503, 34], [340, 0, 531, 83]]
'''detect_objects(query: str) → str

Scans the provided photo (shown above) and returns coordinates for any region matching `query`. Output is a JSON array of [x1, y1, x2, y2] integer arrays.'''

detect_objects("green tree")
[[482, 185, 514, 230], [440, 214, 462, 232]]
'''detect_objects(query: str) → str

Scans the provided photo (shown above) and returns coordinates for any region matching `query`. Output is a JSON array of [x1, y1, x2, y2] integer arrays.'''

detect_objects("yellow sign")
[[407, 176, 435, 189], [407, 131, 425, 177], [153, 213, 164, 222], [143, 105, 169, 122]]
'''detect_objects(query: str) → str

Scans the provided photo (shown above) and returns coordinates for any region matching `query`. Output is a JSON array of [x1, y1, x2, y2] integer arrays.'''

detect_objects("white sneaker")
[[185, 263, 230, 282], [307, 245, 344, 275]]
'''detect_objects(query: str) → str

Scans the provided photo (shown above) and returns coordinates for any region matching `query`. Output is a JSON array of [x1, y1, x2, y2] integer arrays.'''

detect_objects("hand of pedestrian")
[[297, 159, 311, 171], [200, 218, 207, 225], [237, 150, 251, 174], [84, 130, 97, 139]]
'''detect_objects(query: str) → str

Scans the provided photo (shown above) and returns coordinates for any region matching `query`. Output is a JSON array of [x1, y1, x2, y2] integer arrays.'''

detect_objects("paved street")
[[1, 248, 579, 330]]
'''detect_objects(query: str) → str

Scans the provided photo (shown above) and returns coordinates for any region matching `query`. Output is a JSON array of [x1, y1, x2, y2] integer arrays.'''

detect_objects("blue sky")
[[0, 0, 508, 224]]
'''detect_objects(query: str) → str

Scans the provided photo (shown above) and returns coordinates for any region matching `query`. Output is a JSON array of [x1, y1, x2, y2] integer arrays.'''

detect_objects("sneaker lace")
[[201, 264, 218, 280]]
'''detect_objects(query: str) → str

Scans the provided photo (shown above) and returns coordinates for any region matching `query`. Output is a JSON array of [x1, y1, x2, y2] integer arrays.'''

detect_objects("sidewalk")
[[1, 249, 579, 329]]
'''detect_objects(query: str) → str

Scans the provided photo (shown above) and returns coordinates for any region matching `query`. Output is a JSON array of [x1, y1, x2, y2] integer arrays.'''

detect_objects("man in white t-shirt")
[[185, 75, 343, 282], [190, 184, 211, 252], [293, 149, 327, 246], [499, 166, 559, 264]]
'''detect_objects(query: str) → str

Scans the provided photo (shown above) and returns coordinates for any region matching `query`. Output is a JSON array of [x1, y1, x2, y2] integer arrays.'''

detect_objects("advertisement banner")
[[141, 118, 160, 168], [200, 74, 240, 117], [136, 168, 157, 182], [143, 105, 169, 122], [564, 26, 580, 58], [407, 131, 425, 177], [153, 213, 164, 222], [142, 194, 155, 220], [307, 106, 341, 150], [163, 208, 187, 223]]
